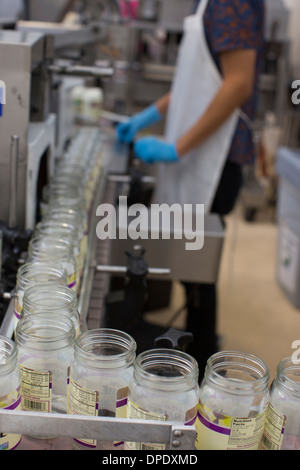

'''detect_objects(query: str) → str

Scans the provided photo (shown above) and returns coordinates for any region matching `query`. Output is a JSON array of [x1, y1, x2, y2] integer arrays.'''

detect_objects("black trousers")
[[184, 161, 243, 379]]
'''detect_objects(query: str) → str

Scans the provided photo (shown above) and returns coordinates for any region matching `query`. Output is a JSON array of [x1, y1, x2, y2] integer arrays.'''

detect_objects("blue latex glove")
[[134, 137, 179, 164], [116, 104, 162, 143]]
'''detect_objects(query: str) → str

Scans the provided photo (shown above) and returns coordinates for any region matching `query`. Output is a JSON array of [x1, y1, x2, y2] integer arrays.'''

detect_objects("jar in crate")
[[14, 261, 67, 332], [0, 336, 22, 450], [260, 357, 300, 450], [196, 351, 270, 450], [125, 348, 199, 451], [67, 328, 136, 450], [16, 313, 75, 424]]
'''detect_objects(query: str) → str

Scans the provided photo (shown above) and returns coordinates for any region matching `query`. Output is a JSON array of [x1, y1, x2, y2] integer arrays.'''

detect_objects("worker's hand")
[[134, 137, 179, 164], [116, 104, 162, 143]]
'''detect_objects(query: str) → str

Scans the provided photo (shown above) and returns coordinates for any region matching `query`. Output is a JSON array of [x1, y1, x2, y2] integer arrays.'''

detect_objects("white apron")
[[153, 0, 239, 212]]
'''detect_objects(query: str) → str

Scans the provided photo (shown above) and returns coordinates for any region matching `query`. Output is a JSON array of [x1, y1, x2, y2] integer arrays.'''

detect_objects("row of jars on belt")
[[13, 126, 104, 329], [0, 126, 103, 450], [0, 322, 299, 451], [0, 126, 299, 451]]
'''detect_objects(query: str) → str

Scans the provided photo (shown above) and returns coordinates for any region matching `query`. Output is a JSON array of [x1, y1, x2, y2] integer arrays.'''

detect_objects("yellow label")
[[67, 374, 99, 448], [67, 271, 76, 291], [259, 403, 285, 450], [195, 400, 267, 450], [20, 365, 52, 413]]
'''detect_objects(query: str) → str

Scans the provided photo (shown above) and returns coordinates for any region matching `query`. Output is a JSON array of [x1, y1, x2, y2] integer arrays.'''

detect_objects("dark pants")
[[184, 161, 243, 379]]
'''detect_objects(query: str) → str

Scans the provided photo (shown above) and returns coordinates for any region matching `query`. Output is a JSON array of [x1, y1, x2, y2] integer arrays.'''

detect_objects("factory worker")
[[116, 0, 265, 377]]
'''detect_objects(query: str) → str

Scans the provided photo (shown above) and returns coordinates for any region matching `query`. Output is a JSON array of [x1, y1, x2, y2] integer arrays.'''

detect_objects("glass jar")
[[48, 194, 86, 216], [34, 220, 83, 290], [197, 351, 270, 450], [0, 336, 21, 450], [22, 284, 81, 337], [47, 196, 88, 248], [42, 206, 88, 269], [67, 328, 136, 450], [42, 176, 81, 204], [260, 357, 300, 450], [14, 261, 67, 332], [125, 348, 199, 451], [27, 236, 77, 294], [16, 314, 75, 420]]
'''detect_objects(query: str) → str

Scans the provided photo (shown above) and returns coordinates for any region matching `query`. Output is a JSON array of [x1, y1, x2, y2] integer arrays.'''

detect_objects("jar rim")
[[23, 284, 77, 310], [28, 236, 72, 252], [205, 350, 270, 394], [74, 328, 136, 369], [15, 313, 76, 350], [35, 220, 77, 236], [133, 348, 199, 391], [0, 335, 17, 373], [275, 356, 300, 396], [17, 261, 67, 289]]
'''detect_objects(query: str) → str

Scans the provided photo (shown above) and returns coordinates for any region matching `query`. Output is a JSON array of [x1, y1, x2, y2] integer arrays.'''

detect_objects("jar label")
[[20, 365, 52, 413], [67, 374, 128, 448], [0, 392, 22, 450], [195, 400, 267, 450], [67, 374, 99, 448], [115, 387, 129, 448], [125, 399, 168, 451], [67, 271, 76, 291], [259, 403, 285, 450]]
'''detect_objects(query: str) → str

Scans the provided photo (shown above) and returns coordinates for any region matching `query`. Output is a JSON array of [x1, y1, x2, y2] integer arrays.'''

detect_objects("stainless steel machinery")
[[0, 30, 56, 231]]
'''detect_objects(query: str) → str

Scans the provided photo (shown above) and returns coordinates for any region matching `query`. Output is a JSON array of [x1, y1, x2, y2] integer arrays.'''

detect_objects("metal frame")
[[0, 409, 196, 450]]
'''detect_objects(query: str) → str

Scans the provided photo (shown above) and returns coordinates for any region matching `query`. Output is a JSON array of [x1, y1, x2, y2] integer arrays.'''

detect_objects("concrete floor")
[[145, 203, 300, 382]]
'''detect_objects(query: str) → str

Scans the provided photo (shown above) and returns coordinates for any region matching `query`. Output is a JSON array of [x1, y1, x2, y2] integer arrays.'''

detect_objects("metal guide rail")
[[0, 409, 197, 451]]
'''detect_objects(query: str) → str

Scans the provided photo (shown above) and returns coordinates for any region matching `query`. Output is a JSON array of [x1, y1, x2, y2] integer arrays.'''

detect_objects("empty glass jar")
[[27, 236, 77, 293], [16, 314, 76, 420], [196, 351, 270, 450], [34, 220, 82, 291], [125, 348, 199, 451], [22, 284, 81, 337], [14, 261, 67, 332], [260, 357, 300, 450], [67, 328, 136, 450], [0, 336, 21, 450], [41, 208, 87, 281]]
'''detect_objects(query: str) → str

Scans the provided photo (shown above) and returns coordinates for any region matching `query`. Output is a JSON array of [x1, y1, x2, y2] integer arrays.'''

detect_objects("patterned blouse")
[[197, 0, 265, 165]]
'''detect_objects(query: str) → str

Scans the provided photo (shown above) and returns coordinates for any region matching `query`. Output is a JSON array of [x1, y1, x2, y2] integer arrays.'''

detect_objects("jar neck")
[[74, 329, 136, 370], [23, 285, 78, 313], [17, 262, 67, 291], [16, 314, 75, 351], [0, 336, 18, 375], [134, 349, 199, 392], [275, 357, 300, 398], [28, 237, 74, 262], [35, 221, 77, 239], [204, 351, 269, 395], [48, 195, 85, 213], [43, 212, 84, 233]]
